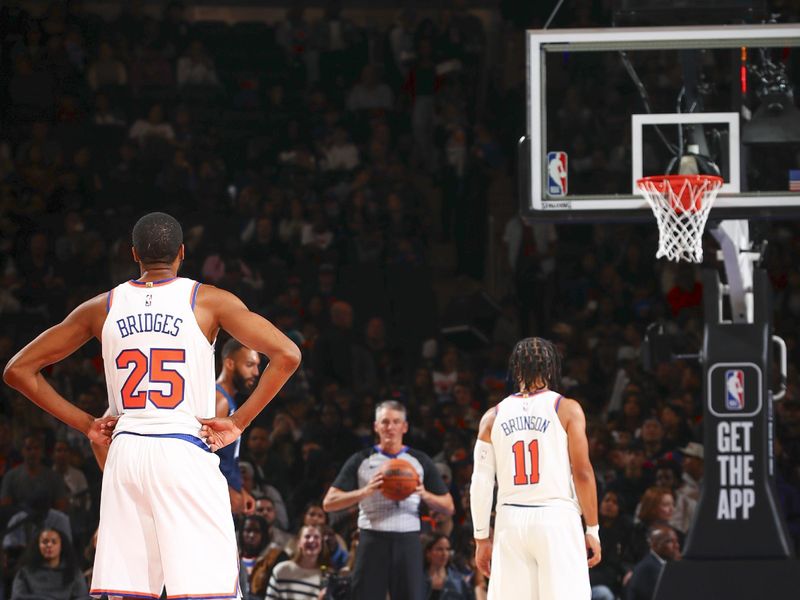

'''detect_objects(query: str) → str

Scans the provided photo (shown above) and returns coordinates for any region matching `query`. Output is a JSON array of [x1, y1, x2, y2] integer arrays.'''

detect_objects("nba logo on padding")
[[547, 151, 568, 196], [725, 369, 745, 411]]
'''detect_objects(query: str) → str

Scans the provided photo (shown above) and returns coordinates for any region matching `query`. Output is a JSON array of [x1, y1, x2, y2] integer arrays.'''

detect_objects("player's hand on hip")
[[86, 415, 118, 446], [475, 538, 492, 578], [229, 488, 244, 514], [586, 534, 602, 568], [198, 416, 243, 452], [242, 488, 256, 515]]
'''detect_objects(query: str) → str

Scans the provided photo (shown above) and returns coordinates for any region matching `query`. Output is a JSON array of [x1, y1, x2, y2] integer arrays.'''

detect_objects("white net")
[[636, 175, 723, 263]]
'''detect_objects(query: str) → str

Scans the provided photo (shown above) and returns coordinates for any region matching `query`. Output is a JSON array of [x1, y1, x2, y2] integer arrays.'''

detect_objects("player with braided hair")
[[470, 337, 600, 600], [508, 336, 562, 393]]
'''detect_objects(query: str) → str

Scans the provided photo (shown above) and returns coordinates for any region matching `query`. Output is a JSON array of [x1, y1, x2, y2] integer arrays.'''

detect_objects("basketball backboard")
[[522, 24, 800, 222]]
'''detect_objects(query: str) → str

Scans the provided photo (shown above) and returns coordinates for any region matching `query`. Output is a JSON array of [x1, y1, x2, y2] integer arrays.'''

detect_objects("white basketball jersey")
[[101, 277, 215, 437], [491, 391, 579, 512]]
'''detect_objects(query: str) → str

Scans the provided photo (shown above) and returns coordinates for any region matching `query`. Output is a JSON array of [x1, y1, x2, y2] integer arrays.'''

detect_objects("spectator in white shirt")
[[129, 103, 175, 147], [86, 41, 127, 91], [177, 40, 220, 87], [346, 64, 394, 112], [321, 127, 360, 172]]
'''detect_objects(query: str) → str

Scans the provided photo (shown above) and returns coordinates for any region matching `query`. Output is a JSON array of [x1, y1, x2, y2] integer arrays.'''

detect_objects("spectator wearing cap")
[[625, 524, 681, 600], [678, 442, 704, 502]]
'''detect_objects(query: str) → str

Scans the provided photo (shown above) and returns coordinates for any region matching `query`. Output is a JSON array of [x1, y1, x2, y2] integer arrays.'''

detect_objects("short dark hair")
[[132, 212, 183, 264], [221, 338, 245, 360], [508, 337, 562, 393]]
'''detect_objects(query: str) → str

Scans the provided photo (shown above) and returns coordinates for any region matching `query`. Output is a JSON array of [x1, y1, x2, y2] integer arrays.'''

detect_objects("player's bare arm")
[[472, 407, 498, 578], [558, 397, 602, 568], [196, 285, 301, 451], [322, 471, 385, 513], [3, 293, 118, 445]]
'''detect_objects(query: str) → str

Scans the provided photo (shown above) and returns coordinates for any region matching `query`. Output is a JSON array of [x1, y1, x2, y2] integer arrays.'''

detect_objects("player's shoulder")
[[71, 291, 111, 330], [480, 404, 500, 427], [476, 405, 500, 441], [195, 282, 249, 310], [556, 396, 583, 416], [555, 395, 585, 430]]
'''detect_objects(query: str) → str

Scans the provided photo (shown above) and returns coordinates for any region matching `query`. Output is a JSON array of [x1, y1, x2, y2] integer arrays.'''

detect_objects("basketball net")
[[636, 174, 724, 263]]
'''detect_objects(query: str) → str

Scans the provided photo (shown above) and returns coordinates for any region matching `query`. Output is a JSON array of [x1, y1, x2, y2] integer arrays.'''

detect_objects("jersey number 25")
[[512, 439, 540, 485], [115, 348, 186, 409]]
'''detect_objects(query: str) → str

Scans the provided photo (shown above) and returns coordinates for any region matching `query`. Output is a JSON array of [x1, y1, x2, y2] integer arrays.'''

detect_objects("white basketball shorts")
[[489, 504, 590, 600], [90, 433, 241, 599]]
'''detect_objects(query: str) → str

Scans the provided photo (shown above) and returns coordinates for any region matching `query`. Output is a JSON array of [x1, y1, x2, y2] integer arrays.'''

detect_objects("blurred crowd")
[[1, 1, 800, 600]]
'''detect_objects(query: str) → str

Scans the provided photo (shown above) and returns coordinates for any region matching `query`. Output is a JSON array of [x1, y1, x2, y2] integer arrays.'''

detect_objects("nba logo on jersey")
[[725, 369, 745, 411], [547, 151, 568, 196]]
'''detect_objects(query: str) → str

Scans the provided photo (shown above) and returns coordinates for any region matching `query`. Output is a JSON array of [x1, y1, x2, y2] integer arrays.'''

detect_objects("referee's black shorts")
[[352, 529, 424, 600]]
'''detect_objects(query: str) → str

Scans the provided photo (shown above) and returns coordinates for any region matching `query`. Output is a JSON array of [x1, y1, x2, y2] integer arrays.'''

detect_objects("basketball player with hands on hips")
[[322, 400, 455, 600], [3, 212, 301, 599], [470, 337, 601, 600]]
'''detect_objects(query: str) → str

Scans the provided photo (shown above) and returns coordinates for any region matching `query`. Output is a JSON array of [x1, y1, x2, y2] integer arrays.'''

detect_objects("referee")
[[323, 400, 454, 600]]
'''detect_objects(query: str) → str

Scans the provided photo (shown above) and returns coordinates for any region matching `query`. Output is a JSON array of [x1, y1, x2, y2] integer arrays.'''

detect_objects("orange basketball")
[[380, 458, 419, 501]]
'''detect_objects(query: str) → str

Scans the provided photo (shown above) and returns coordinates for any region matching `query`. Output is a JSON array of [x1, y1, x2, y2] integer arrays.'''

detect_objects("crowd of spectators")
[[1, 1, 800, 600]]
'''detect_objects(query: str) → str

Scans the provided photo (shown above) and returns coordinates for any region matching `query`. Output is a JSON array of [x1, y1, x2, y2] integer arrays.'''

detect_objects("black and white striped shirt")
[[331, 445, 448, 532], [265, 561, 323, 599]]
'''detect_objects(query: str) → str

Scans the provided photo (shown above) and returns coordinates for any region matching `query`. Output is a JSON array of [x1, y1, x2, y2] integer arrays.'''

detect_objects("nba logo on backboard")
[[725, 369, 745, 411], [547, 151, 568, 196]]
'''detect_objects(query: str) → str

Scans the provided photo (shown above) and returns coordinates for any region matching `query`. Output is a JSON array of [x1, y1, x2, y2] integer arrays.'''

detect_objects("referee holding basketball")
[[323, 400, 454, 600]]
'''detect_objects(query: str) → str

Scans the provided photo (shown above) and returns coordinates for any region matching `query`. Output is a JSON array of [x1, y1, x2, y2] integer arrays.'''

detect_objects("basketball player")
[[322, 400, 454, 600], [3, 212, 301, 599], [470, 337, 601, 600], [216, 338, 259, 515]]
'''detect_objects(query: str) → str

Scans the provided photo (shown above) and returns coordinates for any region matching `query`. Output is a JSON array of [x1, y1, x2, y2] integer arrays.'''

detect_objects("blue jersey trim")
[[114, 431, 210, 452], [214, 384, 242, 491], [90, 591, 160, 599], [190, 282, 201, 309], [554, 394, 563, 413], [215, 384, 236, 413], [374, 445, 409, 459], [129, 276, 178, 286]]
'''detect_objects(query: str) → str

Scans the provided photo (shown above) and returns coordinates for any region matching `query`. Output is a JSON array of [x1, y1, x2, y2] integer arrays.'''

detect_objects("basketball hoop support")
[[708, 219, 762, 324]]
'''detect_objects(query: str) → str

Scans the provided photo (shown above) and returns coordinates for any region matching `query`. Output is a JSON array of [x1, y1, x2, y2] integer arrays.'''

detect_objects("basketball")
[[380, 458, 419, 501]]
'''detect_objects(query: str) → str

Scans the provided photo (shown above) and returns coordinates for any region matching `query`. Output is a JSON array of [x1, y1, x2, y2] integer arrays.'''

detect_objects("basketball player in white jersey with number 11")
[[4, 212, 302, 600], [470, 337, 601, 600]]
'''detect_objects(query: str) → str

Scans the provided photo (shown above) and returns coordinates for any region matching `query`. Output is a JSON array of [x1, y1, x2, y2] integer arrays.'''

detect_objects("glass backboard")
[[522, 24, 800, 222]]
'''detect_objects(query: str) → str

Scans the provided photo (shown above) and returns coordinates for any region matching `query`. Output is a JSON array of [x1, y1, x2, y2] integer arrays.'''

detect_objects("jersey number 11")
[[512, 439, 540, 485]]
